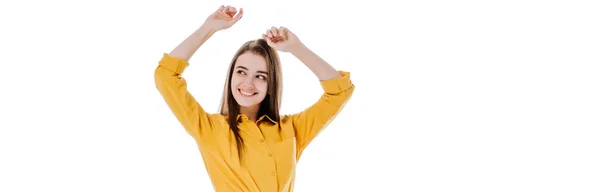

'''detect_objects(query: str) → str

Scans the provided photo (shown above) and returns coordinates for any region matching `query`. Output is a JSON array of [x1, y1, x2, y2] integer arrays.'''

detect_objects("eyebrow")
[[236, 66, 268, 75]]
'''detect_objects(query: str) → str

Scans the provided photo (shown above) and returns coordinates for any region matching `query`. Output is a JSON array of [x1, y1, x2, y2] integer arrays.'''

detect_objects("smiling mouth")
[[239, 89, 257, 96]]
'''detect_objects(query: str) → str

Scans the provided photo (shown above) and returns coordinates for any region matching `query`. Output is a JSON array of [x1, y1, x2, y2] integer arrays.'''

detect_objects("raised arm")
[[170, 5, 243, 61], [263, 27, 355, 157], [154, 5, 243, 139]]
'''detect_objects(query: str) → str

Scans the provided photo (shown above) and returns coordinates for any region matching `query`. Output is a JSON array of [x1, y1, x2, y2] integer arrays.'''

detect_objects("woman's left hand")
[[262, 26, 303, 53]]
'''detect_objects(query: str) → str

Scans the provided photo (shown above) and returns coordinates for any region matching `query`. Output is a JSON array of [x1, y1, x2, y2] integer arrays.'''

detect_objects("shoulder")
[[279, 114, 295, 125], [208, 113, 228, 126]]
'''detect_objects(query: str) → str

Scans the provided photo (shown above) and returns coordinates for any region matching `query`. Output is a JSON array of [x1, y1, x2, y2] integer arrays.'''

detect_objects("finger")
[[263, 33, 278, 43], [278, 27, 285, 36], [225, 6, 235, 17], [280, 27, 288, 35], [276, 28, 285, 42], [232, 8, 243, 22], [217, 11, 232, 19], [270, 26, 278, 38], [224, 6, 232, 14], [263, 34, 276, 47], [266, 29, 273, 38], [217, 5, 225, 12], [279, 27, 289, 40]]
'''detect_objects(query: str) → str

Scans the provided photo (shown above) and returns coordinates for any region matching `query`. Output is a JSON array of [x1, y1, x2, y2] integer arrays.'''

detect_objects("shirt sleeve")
[[154, 53, 215, 140], [291, 70, 355, 157]]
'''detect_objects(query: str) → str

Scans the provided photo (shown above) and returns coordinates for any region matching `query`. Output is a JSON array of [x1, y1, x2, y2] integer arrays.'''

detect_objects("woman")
[[154, 5, 354, 192]]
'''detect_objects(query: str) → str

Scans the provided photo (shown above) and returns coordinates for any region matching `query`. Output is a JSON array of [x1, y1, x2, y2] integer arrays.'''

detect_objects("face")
[[230, 52, 269, 108]]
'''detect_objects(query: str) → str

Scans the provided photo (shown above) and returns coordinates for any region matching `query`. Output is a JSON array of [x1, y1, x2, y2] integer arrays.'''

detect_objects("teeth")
[[240, 90, 254, 96]]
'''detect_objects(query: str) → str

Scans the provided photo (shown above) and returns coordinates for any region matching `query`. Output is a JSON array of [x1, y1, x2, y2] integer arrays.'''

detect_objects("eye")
[[256, 75, 267, 80], [236, 70, 246, 75]]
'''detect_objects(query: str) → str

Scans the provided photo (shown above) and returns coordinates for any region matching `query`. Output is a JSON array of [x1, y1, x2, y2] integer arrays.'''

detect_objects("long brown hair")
[[218, 38, 283, 161]]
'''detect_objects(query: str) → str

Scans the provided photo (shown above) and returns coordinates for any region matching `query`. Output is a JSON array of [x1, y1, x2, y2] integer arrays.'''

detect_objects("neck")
[[239, 105, 260, 121]]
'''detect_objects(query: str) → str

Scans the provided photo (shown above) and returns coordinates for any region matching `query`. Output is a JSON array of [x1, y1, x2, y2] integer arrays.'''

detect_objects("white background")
[[1, 0, 599, 191]]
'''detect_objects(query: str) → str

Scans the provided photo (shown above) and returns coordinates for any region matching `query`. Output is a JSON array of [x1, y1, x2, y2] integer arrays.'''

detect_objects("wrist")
[[289, 43, 307, 55], [199, 23, 219, 34]]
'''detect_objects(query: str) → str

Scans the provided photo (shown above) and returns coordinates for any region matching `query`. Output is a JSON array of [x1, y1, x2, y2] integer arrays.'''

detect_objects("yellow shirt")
[[154, 53, 355, 192]]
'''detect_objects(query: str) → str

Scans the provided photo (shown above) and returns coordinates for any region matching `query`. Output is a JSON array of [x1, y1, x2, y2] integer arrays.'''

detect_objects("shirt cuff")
[[320, 70, 354, 94], [159, 53, 189, 75]]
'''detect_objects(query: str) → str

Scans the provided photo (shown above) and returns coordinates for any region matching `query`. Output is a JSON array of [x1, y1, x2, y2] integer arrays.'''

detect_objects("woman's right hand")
[[204, 5, 243, 31]]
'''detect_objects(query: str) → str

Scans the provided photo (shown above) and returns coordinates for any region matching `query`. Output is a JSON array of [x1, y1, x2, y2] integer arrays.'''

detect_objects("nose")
[[240, 76, 255, 88]]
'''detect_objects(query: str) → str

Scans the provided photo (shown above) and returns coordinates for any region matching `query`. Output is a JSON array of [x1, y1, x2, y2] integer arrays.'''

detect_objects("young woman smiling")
[[154, 5, 355, 192]]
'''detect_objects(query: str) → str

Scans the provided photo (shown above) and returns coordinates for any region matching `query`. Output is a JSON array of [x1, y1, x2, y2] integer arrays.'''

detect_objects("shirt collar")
[[236, 114, 278, 124]]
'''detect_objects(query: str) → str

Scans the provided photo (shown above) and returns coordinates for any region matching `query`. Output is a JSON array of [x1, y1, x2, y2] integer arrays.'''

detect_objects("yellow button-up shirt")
[[154, 53, 355, 192]]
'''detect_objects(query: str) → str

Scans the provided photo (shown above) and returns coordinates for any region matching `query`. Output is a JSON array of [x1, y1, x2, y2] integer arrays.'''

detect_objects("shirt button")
[[271, 172, 276, 176], [268, 153, 273, 157], [259, 139, 265, 142]]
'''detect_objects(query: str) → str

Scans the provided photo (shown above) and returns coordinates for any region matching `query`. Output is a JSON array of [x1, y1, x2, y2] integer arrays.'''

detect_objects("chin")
[[236, 100, 259, 107]]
